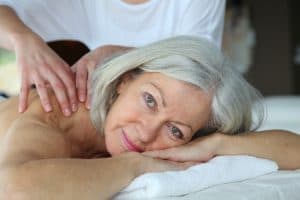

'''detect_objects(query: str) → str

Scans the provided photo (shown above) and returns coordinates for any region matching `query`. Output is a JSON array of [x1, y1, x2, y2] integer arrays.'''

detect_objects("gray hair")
[[90, 36, 263, 136]]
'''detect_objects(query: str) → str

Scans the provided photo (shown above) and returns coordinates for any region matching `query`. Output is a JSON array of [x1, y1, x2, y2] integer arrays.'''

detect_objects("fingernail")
[[45, 104, 52, 112], [79, 95, 85, 102], [18, 106, 24, 113], [86, 102, 90, 109], [63, 108, 71, 117], [72, 103, 78, 112]]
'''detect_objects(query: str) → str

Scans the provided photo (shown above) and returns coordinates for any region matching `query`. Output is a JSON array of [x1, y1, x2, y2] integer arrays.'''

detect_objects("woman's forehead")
[[136, 72, 207, 98], [136, 72, 212, 131]]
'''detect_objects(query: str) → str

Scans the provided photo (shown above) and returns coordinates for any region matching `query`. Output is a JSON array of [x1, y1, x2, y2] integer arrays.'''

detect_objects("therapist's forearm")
[[0, 6, 36, 50], [1, 155, 142, 200], [217, 130, 300, 170]]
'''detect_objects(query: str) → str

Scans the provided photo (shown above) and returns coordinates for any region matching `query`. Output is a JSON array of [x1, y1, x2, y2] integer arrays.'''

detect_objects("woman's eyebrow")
[[148, 82, 193, 133]]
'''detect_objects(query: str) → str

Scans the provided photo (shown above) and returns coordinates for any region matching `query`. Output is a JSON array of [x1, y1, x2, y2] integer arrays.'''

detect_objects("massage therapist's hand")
[[143, 133, 225, 163], [14, 32, 77, 116], [72, 45, 132, 109]]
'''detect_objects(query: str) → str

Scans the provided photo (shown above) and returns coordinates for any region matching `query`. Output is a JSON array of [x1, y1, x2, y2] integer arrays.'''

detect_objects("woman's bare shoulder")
[[0, 92, 73, 166], [0, 90, 64, 135], [0, 90, 104, 159], [0, 90, 47, 117]]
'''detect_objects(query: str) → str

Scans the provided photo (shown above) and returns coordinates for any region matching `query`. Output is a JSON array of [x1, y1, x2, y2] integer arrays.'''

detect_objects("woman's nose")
[[138, 116, 161, 143]]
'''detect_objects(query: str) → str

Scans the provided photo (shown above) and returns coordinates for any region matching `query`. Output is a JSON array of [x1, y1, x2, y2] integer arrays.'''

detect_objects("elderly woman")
[[0, 36, 299, 200]]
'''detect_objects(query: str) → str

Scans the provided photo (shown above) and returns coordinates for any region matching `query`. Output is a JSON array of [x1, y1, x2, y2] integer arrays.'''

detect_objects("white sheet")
[[156, 169, 300, 200], [258, 96, 300, 134]]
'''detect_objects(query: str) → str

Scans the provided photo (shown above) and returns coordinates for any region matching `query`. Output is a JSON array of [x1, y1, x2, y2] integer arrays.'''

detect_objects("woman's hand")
[[143, 133, 224, 163], [140, 155, 197, 174], [13, 32, 77, 116], [71, 45, 132, 108], [115, 152, 196, 176]]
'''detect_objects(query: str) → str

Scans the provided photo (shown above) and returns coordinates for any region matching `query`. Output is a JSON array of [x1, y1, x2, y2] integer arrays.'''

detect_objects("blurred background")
[[225, 0, 299, 96], [0, 0, 299, 97]]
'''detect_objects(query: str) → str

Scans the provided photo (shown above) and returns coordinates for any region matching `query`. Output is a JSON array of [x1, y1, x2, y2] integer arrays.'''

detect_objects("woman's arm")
[[219, 130, 300, 170], [1, 154, 142, 200], [144, 130, 300, 170], [0, 115, 187, 200], [0, 117, 136, 199]]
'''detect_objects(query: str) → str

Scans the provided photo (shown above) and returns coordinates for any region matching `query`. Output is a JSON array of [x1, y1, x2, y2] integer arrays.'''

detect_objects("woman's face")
[[104, 72, 212, 156]]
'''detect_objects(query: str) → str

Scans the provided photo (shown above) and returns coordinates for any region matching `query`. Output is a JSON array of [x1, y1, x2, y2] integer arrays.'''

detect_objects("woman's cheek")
[[105, 135, 123, 156]]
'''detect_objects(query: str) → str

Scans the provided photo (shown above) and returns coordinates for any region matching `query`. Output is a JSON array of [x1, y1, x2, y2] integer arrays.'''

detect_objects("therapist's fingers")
[[40, 65, 72, 117], [18, 77, 30, 113], [18, 61, 43, 113], [32, 72, 52, 113], [73, 60, 88, 103], [53, 61, 77, 113], [85, 64, 93, 109]]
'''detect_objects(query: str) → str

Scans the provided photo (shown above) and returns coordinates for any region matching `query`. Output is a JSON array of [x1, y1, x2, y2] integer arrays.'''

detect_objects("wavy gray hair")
[[90, 36, 263, 136]]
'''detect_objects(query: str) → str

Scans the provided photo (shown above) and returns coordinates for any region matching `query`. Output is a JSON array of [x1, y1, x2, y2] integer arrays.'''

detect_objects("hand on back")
[[15, 33, 77, 116], [71, 45, 131, 109], [15, 36, 131, 115], [71, 46, 107, 109]]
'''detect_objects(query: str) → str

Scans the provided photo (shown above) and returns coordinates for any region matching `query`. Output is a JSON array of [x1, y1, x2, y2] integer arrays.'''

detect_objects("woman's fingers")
[[143, 148, 184, 162], [141, 155, 199, 173], [143, 141, 214, 163]]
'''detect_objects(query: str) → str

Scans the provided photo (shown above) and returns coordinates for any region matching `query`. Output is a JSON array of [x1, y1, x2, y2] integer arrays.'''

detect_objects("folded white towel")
[[113, 155, 278, 200]]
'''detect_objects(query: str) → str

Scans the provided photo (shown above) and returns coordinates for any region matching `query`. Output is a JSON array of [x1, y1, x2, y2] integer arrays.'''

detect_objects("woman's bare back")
[[0, 90, 106, 158], [0, 93, 37, 139]]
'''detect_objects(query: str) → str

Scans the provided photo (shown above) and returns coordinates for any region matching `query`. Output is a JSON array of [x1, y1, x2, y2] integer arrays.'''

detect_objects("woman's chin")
[[105, 138, 128, 156], [106, 146, 124, 156]]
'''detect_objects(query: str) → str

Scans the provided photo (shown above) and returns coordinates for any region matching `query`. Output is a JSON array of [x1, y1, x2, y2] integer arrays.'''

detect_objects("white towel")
[[113, 155, 278, 200]]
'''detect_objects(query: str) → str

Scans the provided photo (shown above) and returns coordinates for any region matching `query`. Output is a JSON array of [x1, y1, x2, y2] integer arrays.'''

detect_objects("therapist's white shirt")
[[0, 0, 225, 49]]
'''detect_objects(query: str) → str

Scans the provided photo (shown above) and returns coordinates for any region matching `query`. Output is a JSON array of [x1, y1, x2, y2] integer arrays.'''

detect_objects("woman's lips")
[[121, 129, 142, 152]]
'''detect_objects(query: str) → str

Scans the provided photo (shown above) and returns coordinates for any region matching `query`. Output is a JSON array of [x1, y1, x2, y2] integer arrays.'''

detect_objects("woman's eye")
[[168, 125, 184, 140], [144, 92, 156, 108]]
